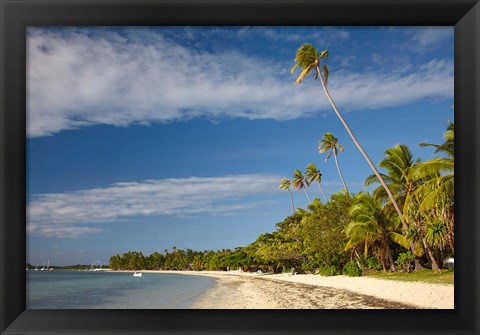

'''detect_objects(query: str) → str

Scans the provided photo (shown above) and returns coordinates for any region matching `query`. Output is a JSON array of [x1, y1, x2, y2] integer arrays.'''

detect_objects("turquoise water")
[[27, 270, 215, 309]]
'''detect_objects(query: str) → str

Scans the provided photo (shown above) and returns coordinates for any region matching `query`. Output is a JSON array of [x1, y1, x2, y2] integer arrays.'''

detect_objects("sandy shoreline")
[[136, 270, 453, 309]]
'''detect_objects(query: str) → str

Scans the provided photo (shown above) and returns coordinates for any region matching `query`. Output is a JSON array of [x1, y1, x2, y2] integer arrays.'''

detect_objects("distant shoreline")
[[111, 270, 453, 309]]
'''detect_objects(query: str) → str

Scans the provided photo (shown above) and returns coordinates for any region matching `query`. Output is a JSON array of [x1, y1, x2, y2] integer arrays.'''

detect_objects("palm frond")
[[322, 63, 329, 85], [389, 232, 424, 256], [291, 44, 320, 84], [295, 65, 314, 84], [278, 178, 291, 190], [290, 62, 301, 74], [413, 158, 454, 179], [363, 173, 393, 187]]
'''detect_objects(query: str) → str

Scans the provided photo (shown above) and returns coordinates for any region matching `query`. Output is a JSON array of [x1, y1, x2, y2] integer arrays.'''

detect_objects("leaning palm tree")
[[291, 44, 404, 224], [318, 133, 349, 194], [279, 178, 295, 213], [305, 163, 328, 202], [291, 169, 312, 204]]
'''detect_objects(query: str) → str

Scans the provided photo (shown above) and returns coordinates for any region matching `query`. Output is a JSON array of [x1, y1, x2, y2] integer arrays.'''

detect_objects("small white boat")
[[133, 272, 143, 277]]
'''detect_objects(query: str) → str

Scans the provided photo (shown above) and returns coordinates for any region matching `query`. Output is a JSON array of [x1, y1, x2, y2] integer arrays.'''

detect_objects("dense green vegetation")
[[110, 44, 454, 279]]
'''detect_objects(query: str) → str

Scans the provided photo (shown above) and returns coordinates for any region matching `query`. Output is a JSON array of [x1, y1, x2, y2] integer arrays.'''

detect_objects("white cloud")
[[27, 29, 453, 137], [27, 174, 283, 238], [409, 27, 453, 52]]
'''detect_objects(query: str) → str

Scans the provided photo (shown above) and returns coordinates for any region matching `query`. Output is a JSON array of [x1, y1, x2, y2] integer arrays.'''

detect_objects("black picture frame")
[[1, 0, 479, 334]]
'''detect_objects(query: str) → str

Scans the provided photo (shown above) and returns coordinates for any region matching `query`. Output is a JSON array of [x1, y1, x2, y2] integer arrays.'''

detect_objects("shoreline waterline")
[[116, 270, 453, 309]]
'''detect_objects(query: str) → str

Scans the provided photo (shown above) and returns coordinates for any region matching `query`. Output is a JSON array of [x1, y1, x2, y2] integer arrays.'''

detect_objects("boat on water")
[[133, 272, 143, 277]]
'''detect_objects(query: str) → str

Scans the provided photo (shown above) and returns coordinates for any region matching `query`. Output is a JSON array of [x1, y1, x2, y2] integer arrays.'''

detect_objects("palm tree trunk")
[[303, 188, 312, 203], [317, 181, 328, 202], [333, 152, 349, 193], [288, 189, 295, 213], [385, 242, 397, 272], [424, 242, 441, 273], [414, 258, 424, 271], [444, 211, 455, 253], [380, 248, 387, 273], [316, 66, 404, 225]]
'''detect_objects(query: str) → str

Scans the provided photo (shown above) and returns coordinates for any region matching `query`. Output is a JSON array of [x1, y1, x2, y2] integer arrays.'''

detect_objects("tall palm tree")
[[364, 144, 425, 270], [415, 120, 454, 211], [346, 192, 397, 272], [412, 121, 455, 269], [291, 44, 404, 224], [279, 178, 295, 213], [291, 169, 312, 204], [364, 144, 419, 215], [305, 163, 328, 202], [318, 133, 349, 193]]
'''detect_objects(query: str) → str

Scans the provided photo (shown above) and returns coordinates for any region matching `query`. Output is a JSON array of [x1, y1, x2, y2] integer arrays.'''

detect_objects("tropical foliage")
[[110, 46, 453, 276]]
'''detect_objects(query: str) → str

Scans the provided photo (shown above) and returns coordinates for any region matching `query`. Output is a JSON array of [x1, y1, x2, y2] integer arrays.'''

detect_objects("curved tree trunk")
[[424, 241, 441, 273], [288, 189, 295, 213], [333, 152, 349, 193], [414, 258, 424, 271], [317, 181, 328, 202], [303, 188, 312, 203], [385, 241, 397, 272], [316, 66, 404, 225], [380, 247, 388, 273]]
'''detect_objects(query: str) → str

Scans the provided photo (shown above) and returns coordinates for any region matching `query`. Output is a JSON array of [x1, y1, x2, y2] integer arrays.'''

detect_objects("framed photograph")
[[1, 0, 479, 334]]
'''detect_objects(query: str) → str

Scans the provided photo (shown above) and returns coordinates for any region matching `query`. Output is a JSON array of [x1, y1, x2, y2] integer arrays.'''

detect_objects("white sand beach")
[[143, 270, 454, 309]]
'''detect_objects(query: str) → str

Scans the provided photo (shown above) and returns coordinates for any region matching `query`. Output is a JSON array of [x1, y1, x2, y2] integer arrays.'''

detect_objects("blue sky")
[[26, 26, 453, 266]]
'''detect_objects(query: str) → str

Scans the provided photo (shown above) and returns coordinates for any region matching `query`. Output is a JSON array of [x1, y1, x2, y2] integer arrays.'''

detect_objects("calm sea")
[[27, 270, 215, 309]]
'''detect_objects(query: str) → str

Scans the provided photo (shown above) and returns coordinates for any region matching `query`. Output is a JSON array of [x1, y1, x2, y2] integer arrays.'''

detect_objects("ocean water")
[[27, 270, 215, 309]]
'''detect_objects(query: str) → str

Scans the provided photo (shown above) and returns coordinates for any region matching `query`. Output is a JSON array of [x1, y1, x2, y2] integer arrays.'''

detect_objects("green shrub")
[[342, 260, 363, 277], [365, 256, 382, 271], [318, 265, 338, 276], [395, 251, 415, 272]]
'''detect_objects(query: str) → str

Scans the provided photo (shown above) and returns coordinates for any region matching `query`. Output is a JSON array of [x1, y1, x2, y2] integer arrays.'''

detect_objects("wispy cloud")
[[236, 26, 350, 43], [27, 29, 453, 137], [408, 27, 453, 53], [27, 174, 283, 238]]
